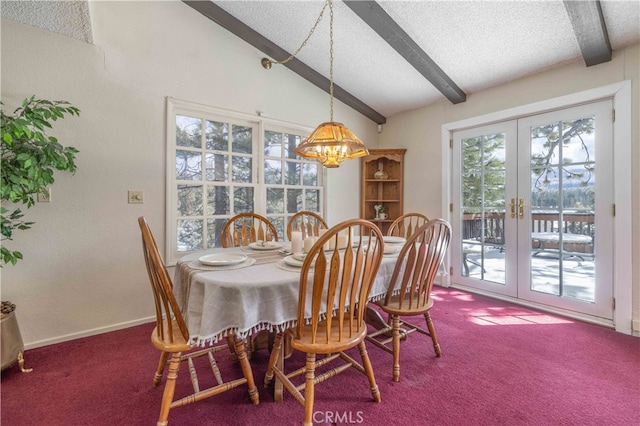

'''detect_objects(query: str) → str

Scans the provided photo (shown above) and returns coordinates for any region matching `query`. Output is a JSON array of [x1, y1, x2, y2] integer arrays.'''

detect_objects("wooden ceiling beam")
[[344, 0, 466, 104], [564, 0, 612, 66], [182, 0, 386, 124]]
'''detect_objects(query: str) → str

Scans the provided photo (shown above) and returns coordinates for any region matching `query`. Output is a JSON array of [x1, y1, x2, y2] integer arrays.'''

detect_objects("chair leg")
[[157, 352, 181, 426], [424, 312, 442, 357], [264, 333, 283, 387], [392, 315, 401, 382], [303, 352, 316, 426], [233, 336, 260, 405], [357, 341, 381, 402], [154, 351, 169, 386]]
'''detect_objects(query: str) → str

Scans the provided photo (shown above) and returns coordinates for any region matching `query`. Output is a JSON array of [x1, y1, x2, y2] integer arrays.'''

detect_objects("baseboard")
[[633, 319, 640, 337], [25, 316, 155, 350]]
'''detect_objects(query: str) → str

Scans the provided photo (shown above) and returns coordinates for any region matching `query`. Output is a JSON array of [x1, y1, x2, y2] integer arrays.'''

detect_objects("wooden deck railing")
[[462, 211, 594, 253]]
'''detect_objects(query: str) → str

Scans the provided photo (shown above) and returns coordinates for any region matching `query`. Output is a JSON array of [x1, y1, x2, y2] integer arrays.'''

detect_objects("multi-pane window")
[[263, 128, 322, 239], [167, 99, 324, 263]]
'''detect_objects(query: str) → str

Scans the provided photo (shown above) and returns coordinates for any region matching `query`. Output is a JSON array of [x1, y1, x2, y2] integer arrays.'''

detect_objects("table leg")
[[366, 306, 389, 331], [251, 330, 293, 358], [250, 330, 271, 353]]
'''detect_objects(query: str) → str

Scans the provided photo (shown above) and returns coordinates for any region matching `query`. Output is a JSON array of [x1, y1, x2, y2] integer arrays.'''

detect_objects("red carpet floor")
[[2, 288, 638, 425]]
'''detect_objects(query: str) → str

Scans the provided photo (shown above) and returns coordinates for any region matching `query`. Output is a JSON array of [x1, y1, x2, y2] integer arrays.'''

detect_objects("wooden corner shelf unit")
[[360, 149, 406, 234]]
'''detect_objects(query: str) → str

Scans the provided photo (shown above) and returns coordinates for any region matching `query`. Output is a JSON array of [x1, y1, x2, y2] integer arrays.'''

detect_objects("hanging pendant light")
[[261, 0, 368, 168]]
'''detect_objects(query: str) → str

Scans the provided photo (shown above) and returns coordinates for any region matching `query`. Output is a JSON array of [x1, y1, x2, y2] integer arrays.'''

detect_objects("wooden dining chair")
[[286, 210, 328, 240], [387, 212, 429, 239], [221, 212, 278, 248], [138, 217, 259, 425], [264, 219, 384, 425], [367, 218, 451, 382]]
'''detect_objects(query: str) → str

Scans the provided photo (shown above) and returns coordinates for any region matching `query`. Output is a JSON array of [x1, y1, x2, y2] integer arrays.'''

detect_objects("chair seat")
[[290, 317, 368, 354], [151, 320, 191, 353], [375, 293, 434, 316]]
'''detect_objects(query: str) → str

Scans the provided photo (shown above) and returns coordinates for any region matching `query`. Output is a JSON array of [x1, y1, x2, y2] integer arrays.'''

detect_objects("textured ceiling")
[[215, 0, 640, 118], [2, 0, 639, 120], [1, 0, 93, 43]]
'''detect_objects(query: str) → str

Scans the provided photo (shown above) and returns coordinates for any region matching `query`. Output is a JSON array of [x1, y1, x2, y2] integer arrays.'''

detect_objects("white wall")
[[0, 1, 379, 347], [380, 43, 640, 333]]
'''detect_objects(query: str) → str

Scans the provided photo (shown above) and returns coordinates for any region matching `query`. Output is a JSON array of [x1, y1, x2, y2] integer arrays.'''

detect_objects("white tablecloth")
[[173, 247, 399, 346]]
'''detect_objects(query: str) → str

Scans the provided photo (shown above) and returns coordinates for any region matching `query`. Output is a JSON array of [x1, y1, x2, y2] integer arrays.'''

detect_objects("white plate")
[[292, 253, 307, 261], [383, 244, 401, 254], [199, 253, 247, 266], [383, 236, 406, 244], [248, 241, 283, 250], [283, 255, 304, 267], [352, 236, 374, 247]]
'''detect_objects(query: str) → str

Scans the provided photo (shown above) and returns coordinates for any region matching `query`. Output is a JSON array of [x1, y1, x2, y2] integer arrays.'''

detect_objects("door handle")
[[509, 198, 516, 218], [519, 198, 524, 219]]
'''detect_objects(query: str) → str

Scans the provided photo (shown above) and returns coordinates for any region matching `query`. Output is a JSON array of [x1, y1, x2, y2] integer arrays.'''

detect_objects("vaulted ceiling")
[[3, 0, 639, 124], [187, 0, 640, 124]]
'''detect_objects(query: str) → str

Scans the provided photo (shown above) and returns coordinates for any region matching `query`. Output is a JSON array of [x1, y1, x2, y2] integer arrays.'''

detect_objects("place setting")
[[276, 231, 370, 272], [241, 240, 284, 252], [275, 231, 311, 272], [355, 235, 405, 257], [277, 252, 311, 271], [188, 253, 256, 271], [381, 236, 405, 257]]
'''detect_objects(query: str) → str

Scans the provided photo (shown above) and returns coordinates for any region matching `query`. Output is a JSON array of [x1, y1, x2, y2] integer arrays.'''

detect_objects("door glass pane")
[[460, 133, 506, 284], [529, 117, 595, 302]]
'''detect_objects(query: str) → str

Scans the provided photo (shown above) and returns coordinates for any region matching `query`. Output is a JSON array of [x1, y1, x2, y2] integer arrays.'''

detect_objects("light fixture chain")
[[291, 0, 368, 168], [329, 0, 334, 122], [271, 0, 330, 66]]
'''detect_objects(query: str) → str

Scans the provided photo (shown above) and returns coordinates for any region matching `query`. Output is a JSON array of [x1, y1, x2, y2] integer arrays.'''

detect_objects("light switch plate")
[[128, 190, 144, 204], [37, 188, 51, 203]]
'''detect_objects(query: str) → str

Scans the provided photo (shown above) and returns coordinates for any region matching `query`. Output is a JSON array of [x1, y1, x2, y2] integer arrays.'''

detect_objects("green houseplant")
[[378, 204, 388, 219], [0, 95, 80, 371], [1, 96, 80, 265]]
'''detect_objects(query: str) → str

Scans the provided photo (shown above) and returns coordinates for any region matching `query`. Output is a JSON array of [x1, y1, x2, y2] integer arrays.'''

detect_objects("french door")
[[451, 100, 613, 320]]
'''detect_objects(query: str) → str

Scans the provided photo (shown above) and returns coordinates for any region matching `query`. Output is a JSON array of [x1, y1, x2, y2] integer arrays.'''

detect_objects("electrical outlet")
[[128, 190, 144, 204], [37, 188, 51, 203]]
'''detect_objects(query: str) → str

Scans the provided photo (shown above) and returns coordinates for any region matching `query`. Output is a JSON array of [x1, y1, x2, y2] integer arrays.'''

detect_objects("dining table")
[[172, 238, 406, 401]]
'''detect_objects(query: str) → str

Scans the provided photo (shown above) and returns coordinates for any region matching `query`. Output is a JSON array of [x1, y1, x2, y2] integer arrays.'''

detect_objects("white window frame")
[[166, 97, 325, 265]]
